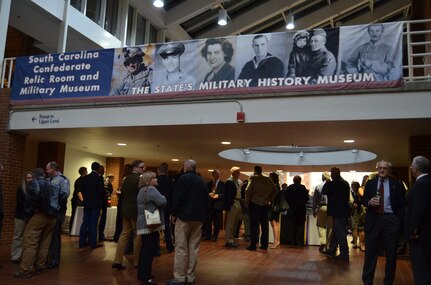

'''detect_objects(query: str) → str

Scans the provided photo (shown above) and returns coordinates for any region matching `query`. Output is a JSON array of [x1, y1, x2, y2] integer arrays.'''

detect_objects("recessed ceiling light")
[[107, 153, 112, 155], [221, 141, 231, 145], [208, 169, 214, 172], [171, 158, 179, 162], [117, 143, 127, 146], [343, 139, 355, 143]]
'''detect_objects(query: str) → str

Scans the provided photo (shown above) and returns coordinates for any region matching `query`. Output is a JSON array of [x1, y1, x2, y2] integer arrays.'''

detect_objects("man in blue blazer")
[[406, 156, 431, 285], [362, 160, 406, 285]]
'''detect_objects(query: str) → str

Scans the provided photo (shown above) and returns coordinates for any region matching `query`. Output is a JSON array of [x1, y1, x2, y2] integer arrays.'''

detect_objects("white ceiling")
[[23, 118, 431, 179]]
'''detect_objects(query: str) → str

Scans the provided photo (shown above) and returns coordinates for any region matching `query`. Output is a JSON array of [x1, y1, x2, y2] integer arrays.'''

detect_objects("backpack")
[[39, 179, 60, 215]]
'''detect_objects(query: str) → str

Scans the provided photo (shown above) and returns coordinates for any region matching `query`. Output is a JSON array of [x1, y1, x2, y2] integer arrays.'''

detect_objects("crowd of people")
[[1, 155, 429, 285]]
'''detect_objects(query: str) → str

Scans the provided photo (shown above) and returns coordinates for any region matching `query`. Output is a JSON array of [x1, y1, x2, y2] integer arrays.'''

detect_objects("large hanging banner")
[[10, 22, 403, 105]]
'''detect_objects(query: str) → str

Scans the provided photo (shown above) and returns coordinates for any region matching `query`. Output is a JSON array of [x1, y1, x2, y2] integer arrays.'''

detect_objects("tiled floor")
[[0, 234, 414, 285]]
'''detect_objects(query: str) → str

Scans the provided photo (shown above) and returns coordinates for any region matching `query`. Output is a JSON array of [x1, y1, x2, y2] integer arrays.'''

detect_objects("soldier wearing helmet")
[[152, 42, 195, 93], [110, 47, 153, 95]]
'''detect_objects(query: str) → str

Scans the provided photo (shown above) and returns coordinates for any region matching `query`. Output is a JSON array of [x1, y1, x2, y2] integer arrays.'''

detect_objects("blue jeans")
[[79, 207, 101, 248]]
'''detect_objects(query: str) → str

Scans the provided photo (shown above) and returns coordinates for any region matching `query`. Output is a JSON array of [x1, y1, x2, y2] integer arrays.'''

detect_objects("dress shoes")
[[14, 271, 33, 279], [112, 263, 126, 270], [246, 246, 257, 251], [141, 279, 157, 285], [333, 255, 349, 262], [322, 250, 335, 258], [165, 279, 186, 285], [11, 259, 21, 264], [318, 245, 325, 253], [225, 242, 238, 248]]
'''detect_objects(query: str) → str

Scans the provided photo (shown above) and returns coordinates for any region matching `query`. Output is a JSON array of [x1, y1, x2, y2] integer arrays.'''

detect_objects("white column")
[[57, 0, 70, 53], [0, 0, 12, 77], [118, 0, 129, 46]]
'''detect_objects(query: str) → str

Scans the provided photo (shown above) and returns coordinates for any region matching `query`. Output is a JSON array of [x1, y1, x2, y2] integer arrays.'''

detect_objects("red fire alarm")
[[237, 111, 245, 123]]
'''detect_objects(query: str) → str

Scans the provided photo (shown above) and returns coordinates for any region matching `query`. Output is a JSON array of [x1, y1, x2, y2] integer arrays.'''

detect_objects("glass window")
[[86, 0, 101, 25], [105, 0, 119, 36], [149, 24, 157, 44], [70, 0, 82, 12], [126, 6, 134, 46], [135, 14, 147, 45]]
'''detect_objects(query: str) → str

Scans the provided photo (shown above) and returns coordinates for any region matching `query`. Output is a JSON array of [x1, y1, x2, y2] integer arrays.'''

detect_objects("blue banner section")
[[10, 22, 403, 104], [11, 49, 114, 100]]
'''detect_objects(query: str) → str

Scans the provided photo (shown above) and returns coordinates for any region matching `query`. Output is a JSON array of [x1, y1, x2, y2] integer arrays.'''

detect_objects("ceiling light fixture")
[[344, 139, 355, 143], [208, 169, 214, 172], [153, 0, 164, 8], [221, 141, 231, 145], [107, 152, 112, 155], [171, 158, 179, 162], [218, 8, 228, 26], [284, 12, 294, 30], [117, 143, 127, 146]]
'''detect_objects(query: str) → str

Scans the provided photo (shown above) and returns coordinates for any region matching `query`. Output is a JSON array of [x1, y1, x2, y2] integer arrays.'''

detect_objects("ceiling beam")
[[165, 0, 221, 26], [272, 0, 410, 32], [197, 0, 307, 38]]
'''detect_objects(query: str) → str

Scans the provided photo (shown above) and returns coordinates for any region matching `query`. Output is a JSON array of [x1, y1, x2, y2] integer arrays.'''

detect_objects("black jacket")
[[322, 177, 351, 218], [80, 171, 104, 209], [206, 180, 225, 211], [172, 170, 208, 222], [363, 177, 406, 234], [405, 175, 431, 245]]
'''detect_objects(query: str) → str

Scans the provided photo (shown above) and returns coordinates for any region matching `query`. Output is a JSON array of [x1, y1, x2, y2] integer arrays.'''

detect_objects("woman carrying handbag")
[[136, 171, 167, 285]]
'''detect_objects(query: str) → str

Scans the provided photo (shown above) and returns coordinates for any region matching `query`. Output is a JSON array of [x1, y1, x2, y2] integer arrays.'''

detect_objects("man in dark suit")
[[204, 170, 225, 241], [156, 163, 175, 253], [321, 167, 351, 261], [406, 156, 431, 285], [78, 162, 105, 249], [362, 160, 406, 285]]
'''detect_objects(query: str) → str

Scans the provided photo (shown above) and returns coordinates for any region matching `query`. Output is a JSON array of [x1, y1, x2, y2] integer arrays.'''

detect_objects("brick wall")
[[105, 157, 125, 206], [0, 89, 27, 245]]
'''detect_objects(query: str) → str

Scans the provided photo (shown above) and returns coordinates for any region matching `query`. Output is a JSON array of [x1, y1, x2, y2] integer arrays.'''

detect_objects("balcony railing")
[[2, 19, 431, 89]]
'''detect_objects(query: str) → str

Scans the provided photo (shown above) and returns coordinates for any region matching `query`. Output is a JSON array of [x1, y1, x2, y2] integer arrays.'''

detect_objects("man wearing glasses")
[[112, 160, 146, 270], [362, 160, 406, 285]]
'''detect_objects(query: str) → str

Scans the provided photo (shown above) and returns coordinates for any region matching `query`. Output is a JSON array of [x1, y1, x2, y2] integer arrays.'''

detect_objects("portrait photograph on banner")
[[195, 37, 237, 90], [338, 22, 403, 84], [151, 40, 199, 93], [235, 33, 288, 87], [109, 44, 155, 96]]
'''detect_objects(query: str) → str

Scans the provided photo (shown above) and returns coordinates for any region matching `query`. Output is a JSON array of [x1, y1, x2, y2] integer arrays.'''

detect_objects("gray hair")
[[184, 159, 196, 172], [412, 156, 430, 174]]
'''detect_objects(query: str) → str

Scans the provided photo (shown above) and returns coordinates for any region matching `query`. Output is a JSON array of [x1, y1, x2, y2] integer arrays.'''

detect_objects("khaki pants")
[[114, 218, 141, 266], [173, 219, 203, 283], [225, 200, 250, 243], [20, 212, 56, 272], [316, 206, 327, 246]]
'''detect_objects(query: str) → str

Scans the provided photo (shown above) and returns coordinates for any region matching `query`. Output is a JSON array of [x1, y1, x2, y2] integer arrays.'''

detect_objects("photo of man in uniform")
[[152, 42, 196, 93], [238, 34, 284, 87], [345, 23, 396, 81], [110, 47, 153, 95], [307, 29, 337, 84]]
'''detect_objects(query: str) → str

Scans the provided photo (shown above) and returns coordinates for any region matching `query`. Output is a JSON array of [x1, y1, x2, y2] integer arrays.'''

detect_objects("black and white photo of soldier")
[[306, 28, 338, 84], [342, 23, 401, 81], [152, 42, 196, 93], [286, 30, 311, 78], [237, 34, 284, 87], [110, 46, 153, 95], [200, 38, 235, 83]]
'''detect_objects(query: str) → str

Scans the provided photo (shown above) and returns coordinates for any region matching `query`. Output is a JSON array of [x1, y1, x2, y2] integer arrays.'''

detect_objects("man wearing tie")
[[406, 156, 431, 285], [362, 160, 406, 285], [204, 170, 225, 241]]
